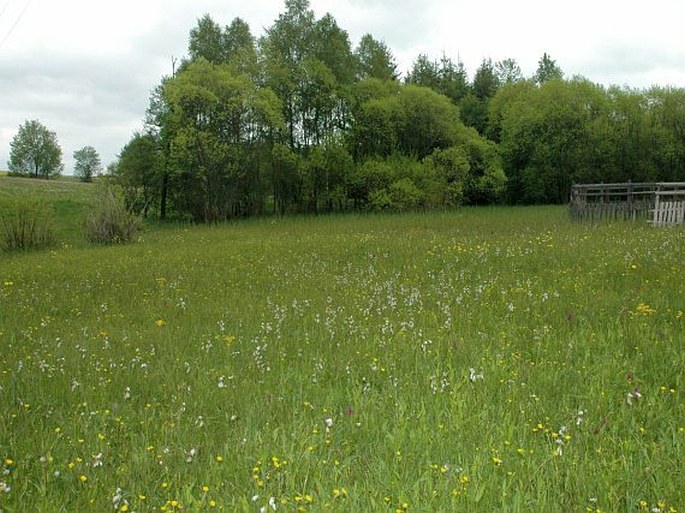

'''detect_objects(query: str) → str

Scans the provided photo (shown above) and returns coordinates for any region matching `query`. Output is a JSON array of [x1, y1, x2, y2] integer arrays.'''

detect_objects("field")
[[0, 178, 683, 512]]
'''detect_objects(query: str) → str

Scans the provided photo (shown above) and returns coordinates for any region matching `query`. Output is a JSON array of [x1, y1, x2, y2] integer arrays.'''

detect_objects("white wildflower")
[[91, 452, 103, 468], [185, 448, 197, 463], [469, 368, 483, 382]]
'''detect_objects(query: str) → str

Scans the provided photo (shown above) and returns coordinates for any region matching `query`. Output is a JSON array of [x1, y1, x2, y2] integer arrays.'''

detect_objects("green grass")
[[0, 202, 683, 512], [0, 175, 96, 247]]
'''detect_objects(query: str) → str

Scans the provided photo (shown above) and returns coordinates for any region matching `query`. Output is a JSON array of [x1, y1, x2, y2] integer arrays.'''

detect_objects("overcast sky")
[[1, 0, 684, 174]]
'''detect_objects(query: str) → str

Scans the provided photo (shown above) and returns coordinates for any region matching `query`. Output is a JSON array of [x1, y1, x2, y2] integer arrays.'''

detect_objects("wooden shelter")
[[570, 182, 685, 225]]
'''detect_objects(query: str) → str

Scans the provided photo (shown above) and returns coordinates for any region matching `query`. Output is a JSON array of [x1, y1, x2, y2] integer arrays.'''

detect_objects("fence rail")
[[570, 182, 685, 225]]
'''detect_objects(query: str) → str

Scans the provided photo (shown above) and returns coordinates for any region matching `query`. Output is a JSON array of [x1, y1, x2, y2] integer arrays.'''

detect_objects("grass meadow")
[[0, 177, 683, 512]]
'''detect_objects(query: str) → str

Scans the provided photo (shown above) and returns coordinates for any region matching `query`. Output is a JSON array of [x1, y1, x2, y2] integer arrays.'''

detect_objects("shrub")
[[0, 198, 55, 251], [85, 184, 142, 244], [389, 178, 423, 211]]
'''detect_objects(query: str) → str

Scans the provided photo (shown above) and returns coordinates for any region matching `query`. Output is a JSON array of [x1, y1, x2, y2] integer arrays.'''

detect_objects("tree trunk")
[[160, 171, 169, 220]]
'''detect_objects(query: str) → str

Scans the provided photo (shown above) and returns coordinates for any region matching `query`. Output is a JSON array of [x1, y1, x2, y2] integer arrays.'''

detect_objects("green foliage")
[[399, 85, 461, 158], [188, 14, 225, 64], [271, 143, 302, 214], [423, 146, 469, 206], [490, 78, 685, 203], [8, 119, 63, 179], [387, 177, 422, 211], [84, 183, 142, 244], [405, 54, 440, 89], [460, 134, 507, 204], [472, 58, 500, 100], [458, 59, 501, 135], [495, 58, 523, 84], [301, 142, 353, 212], [354, 33, 399, 81], [73, 145, 102, 182], [119, 2, 685, 218], [534, 52, 564, 85], [312, 13, 357, 86], [164, 58, 284, 221], [0, 197, 55, 251], [115, 133, 161, 216], [349, 82, 461, 160]]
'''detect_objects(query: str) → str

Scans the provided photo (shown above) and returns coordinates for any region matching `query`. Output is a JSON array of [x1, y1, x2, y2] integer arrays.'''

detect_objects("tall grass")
[[0, 206, 683, 512]]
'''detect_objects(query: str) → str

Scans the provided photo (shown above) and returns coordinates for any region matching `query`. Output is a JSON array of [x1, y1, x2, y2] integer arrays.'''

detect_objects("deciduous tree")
[[8, 120, 63, 178], [189, 14, 226, 64], [534, 52, 563, 84], [354, 34, 399, 81], [73, 146, 101, 182]]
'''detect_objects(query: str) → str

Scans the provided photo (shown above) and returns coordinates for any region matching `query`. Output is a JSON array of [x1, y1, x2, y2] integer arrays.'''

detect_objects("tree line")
[[8, 0, 685, 219]]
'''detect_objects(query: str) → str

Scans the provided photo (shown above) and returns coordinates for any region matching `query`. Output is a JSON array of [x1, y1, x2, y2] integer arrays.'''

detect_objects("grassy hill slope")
[[0, 175, 96, 247]]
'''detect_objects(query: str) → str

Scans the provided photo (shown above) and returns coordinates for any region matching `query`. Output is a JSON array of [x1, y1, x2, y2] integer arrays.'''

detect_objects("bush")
[[0, 199, 55, 251], [389, 178, 423, 211], [85, 184, 142, 244]]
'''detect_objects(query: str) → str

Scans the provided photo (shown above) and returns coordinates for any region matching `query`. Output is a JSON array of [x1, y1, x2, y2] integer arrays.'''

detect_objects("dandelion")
[[79, 474, 88, 483], [635, 303, 656, 316], [332, 488, 348, 499], [155, 318, 166, 327]]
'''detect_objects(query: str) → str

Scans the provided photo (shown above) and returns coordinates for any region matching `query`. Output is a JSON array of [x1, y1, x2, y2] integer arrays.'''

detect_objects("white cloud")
[[1, 0, 684, 173]]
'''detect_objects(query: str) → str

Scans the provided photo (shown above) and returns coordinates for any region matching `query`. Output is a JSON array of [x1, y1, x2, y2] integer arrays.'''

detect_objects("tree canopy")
[[73, 146, 102, 182], [8, 120, 63, 179], [109, 2, 685, 219]]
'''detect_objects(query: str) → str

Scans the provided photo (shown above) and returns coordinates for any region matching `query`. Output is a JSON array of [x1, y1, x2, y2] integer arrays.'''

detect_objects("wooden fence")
[[570, 182, 685, 225], [651, 189, 685, 226]]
